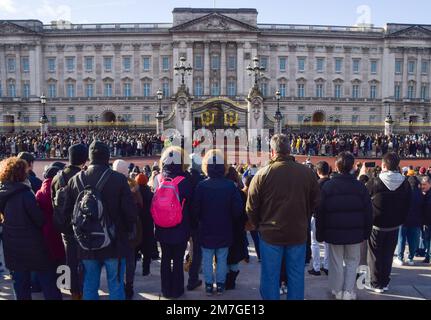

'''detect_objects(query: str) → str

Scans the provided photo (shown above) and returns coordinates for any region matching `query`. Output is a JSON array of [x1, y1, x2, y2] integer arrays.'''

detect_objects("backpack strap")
[[95, 169, 113, 193], [58, 171, 67, 188], [76, 171, 86, 193]]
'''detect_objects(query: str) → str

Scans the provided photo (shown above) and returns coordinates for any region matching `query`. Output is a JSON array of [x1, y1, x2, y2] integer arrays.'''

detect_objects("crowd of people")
[[0, 134, 430, 301], [0, 129, 163, 160]]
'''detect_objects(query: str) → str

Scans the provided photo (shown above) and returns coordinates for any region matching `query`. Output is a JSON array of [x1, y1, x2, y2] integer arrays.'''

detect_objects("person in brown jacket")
[[246, 134, 320, 300]]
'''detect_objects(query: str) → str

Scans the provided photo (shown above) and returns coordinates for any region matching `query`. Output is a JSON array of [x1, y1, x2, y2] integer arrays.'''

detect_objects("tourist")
[[246, 134, 320, 300], [366, 152, 411, 293], [421, 176, 431, 264], [316, 152, 373, 300], [193, 150, 243, 296], [17, 152, 42, 193], [309, 161, 331, 276], [153, 146, 193, 299], [0, 157, 62, 300], [395, 173, 423, 266], [64, 141, 138, 300], [51, 143, 88, 300]]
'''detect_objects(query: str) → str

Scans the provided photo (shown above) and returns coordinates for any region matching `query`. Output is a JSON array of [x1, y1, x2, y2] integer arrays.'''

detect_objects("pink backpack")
[[151, 175, 186, 228]]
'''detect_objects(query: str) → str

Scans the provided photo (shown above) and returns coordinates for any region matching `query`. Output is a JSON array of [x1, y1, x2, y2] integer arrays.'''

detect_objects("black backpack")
[[72, 169, 115, 251], [52, 171, 69, 233]]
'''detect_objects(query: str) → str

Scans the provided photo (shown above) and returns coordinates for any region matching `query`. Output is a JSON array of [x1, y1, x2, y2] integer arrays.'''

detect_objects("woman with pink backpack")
[[151, 146, 193, 299]]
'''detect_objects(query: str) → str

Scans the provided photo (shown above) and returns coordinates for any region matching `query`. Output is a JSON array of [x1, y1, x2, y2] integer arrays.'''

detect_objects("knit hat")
[[407, 169, 416, 177], [113, 159, 129, 177], [89, 141, 110, 165], [43, 162, 66, 179], [419, 167, 427, 175], [18, 152, 35, 165], [68, 144, 88, 166], [135, 173, 149, 186]]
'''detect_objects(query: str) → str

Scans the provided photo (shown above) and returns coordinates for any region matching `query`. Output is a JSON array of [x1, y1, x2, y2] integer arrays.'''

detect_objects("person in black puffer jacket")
[[395, 175, 423, 265], [421, 176, 431, 264], [365, 152, 411, 293], [316, 152, 372, 300], [0, 157, 62, 300]]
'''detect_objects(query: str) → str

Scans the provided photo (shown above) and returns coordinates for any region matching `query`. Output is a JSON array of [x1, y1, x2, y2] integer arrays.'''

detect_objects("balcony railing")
[[258, 23, 384, 33], [43, 23, 173, 33]]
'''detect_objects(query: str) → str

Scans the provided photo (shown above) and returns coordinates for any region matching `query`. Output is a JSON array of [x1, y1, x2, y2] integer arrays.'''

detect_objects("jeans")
[[328, 244, 361, 293], [397, 226, 421, 261], [260, 238, 306, 300], [82, 258, 126, 300], [424, 226, 431, 259], [310, 217, 329, 272], [160, 242, 187, 298], [11, 269, 63, 300], [202, 247, 229, 285], [367, 228, 398, 288], [62, 234, 82, 295]]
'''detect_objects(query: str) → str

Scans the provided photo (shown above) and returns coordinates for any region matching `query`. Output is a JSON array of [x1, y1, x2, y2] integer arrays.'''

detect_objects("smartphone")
[[365, 162, 376, 168]]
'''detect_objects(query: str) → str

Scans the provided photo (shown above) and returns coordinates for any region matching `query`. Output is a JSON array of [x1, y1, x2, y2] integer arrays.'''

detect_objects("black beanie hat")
[[69, 144, 88, 166], [89, 141, 110, 165], [18, 152, 35, 165], [44, 162, 66, 179]]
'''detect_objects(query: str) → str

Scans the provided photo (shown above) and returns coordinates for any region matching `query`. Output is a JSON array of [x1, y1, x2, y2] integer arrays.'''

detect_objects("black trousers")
[[188, 231, 202, 285], [62, 234, 82, 295], [367, 228, 398, 288], [160, 242, 187, 298]]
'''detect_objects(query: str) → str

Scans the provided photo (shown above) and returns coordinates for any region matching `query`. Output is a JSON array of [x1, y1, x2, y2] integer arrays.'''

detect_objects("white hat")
[[113, 159, 129, 177]]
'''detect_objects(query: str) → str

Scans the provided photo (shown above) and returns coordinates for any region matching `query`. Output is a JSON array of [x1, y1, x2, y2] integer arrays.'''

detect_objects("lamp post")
[[274, 90, 283, 134], [155, 88, 165, 135], [384, 99, 394, 136], [174, 56, 193, 88], [247, 56, 265, 89], [39, 94, 49, 134]]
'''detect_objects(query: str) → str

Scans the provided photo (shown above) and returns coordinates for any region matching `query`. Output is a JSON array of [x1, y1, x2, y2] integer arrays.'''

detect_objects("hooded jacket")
[[403, 176, 424, 228], [193, 164, 243, 249], [366, 171, 411, 230], [0, 182, 51, 272]]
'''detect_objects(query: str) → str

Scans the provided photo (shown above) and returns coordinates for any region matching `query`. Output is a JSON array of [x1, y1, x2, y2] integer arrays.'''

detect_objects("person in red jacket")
[[36, 162, 66, 267]]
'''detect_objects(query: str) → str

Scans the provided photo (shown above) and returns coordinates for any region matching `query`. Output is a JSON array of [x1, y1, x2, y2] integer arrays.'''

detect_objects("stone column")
[[173, 41, 180, 91], [95, 44, 103, 95], [152, 43, 161, 95], [15, 45, 22, 98], [76, 44, 84, 97], [133, 43, 141, 96], [221, 42, 227, 95], [186, 42, 194, 92], [29, 45, 38, 96], [56, 45, 65, 97], [113, 43, 122, 96], [237, 42, 245, 96], [204, 41, 210, 95], [0, 45, 5, 98]]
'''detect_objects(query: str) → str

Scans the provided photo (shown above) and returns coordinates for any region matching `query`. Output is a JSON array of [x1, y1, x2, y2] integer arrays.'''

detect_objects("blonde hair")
[[159, 146, 189, 172], [201, 149, 229, 177]]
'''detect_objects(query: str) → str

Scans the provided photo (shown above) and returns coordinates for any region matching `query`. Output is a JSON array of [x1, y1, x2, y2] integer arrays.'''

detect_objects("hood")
[[39, 178, 53, 196], [379, 171, 406, 191], [162, 163, 183, 178], [0, 182, 30, 211], [113, 159, 129, 177], [207, 164, 226, 178]]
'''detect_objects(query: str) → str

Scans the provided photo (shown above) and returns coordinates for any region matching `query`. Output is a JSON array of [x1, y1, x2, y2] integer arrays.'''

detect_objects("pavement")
[[0, 240, 430, 301]]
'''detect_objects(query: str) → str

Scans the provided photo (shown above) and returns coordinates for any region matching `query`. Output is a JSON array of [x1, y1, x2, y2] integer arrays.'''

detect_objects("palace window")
[[143, 57, 151, 71], [85, 57, 93, 72], [66, 57, 75, 72], [421, 61, 429, 75], [279, 57, 287, 72], [421, 84, 429, 99], [260, 57, 268, 70], [143, 114, 151, 125], [211, 55, 220, 70], [123, 56, 131, 72], [162, 56, 170, 71], [370, 84, 377, 99], [21, 57, 30, 73], [7, 58, 16, 73], [123, 82, 132, 97], [352, 115, 359, 124], [370, 60, 378, 74], [407, 84, 416, 99], [48, 83, 57, 98], [227, 81, 236, 97], [335, 58, 343, 73], [211, 81, 220, 96], [228, 56, 236, 70], [334, 84, 342, 98], [395, 59, 403, 74], [8, 80, 16, 97], [162, 80, 170, 97], [297, 83, 305, 98], [394, 84, 401, 100], [352, 59, 361, 74], [298, 57, 306, 72], [104, 57, 113, 71], [194, 55, 203, 70], [68, 115, 75, 124], [316, 58, 325, 73], [408, 61, 416, 74], [352, 85, 360, 98], [48, 58, 56, 72], [315, 84, 324, 98], [194, 79, 203, 97], [104, 82, 113, 97], [260, 82, 268, 97], [22, 82, 30, 98], [279, 83, 287, 97], [66, 82, 75, 98], [143, 82, 151, 97], [86, 83, 94, 97]]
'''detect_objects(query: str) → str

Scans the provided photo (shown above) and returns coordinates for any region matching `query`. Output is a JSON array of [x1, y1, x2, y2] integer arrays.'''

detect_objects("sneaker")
[[422, 257, 430, 264], [216, 283, 225, 296], [342, 291, 357, 301], [282, 285, 288, 295], [321, 268, 329, 276], [407, 259, 415, 266], [308, 269, 322, 276], [383, 286, 389, 292], [279, 287, 284, 295], [331, 290, 343, 300], [364, 285, 384, 294], [205, 283, 214, 297], [394, 258, 404, 266]]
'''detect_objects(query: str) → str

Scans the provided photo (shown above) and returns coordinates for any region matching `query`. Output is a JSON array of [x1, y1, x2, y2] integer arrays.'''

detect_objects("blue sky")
[[0, 0, 430, 26]]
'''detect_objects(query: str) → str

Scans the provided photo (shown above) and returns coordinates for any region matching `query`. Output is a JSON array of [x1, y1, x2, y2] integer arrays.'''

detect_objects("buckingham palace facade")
[[1, 7, 431, 133]]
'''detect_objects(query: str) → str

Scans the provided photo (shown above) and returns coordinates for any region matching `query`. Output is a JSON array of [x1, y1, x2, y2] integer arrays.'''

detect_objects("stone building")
[[0, 7, 430, 134]]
